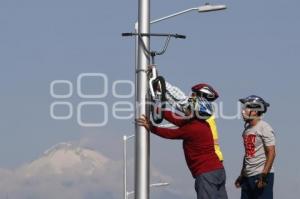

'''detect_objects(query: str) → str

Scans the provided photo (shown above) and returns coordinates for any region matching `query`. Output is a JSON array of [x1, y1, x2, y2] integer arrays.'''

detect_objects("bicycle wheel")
[[150, 76, 166, 124]]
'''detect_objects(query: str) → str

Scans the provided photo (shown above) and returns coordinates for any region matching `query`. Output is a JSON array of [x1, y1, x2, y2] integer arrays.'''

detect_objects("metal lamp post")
[[135, 1, 150, 199], [134, 2, 226, 199]]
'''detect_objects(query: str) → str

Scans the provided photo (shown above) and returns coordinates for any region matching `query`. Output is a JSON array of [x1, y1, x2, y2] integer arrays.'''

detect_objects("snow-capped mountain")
[[20, 142, 111, 177], [0, 142, 123, 199], [0, 142, 175, 199]]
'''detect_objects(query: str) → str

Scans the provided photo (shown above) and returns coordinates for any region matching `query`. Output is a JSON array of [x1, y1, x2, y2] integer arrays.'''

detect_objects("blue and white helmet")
[[192, 97, 214, 119]]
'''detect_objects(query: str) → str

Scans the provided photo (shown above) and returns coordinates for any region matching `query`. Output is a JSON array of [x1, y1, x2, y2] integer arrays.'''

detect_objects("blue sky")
[[1, 0, 300, 198]]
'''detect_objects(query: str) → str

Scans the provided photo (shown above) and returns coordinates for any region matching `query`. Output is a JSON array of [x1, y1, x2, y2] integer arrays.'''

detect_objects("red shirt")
[[150, 111, 224, 178]]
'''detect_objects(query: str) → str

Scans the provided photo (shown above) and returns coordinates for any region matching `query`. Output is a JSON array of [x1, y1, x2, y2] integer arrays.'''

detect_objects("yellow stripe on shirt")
[[206, 116, 224, 161]]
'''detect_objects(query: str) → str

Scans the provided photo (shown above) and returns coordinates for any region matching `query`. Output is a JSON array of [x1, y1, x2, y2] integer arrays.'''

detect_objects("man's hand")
[[235, 175, 244, 188], [135, 115, 152, 131], [256, 173, 268, 189]]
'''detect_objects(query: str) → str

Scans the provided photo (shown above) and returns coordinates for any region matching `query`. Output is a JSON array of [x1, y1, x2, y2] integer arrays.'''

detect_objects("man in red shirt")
[[136, 84, 228, 199]]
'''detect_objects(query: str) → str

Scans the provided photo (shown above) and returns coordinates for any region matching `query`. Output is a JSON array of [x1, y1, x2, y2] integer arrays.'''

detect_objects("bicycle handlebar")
[[122, 33, 134, 37], [122, 32, 186, 39], [174, 34, 186, 39]]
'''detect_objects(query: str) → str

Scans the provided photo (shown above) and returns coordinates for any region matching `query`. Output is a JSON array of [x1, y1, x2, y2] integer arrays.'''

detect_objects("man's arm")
[[262, 145, 276, 174], [135, 115, 190, 139], [257, 124, 276, 188], [241, 157, 246, 175], [256, 145, 276, 188], [235, 157, 246, 188], [150, 124, 189, 140], [261, 124, 276, 174], [163, 110, 189, 127]]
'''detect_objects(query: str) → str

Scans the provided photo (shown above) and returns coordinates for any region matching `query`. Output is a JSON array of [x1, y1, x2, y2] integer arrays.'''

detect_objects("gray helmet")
[[239, 95, 270, 114]]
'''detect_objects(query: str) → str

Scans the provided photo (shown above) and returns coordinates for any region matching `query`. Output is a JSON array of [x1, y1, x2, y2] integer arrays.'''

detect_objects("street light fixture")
[[133, 3, 227, 66], [148, 3, 226, 25], [198, 3, 227, 13]]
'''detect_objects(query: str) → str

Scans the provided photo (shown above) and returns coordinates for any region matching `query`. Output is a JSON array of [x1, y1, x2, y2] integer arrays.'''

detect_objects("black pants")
[[241, 173, 274, 199]]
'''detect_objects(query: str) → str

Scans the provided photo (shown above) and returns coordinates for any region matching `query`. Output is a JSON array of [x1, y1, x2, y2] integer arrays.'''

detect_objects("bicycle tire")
[[150, 76, 166, 124]]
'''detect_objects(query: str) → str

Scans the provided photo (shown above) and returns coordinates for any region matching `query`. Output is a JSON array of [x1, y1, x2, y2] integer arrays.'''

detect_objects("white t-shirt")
[[242, 120, 276, 177]]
